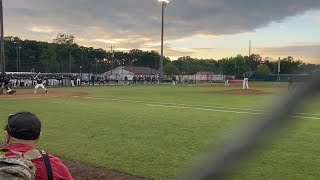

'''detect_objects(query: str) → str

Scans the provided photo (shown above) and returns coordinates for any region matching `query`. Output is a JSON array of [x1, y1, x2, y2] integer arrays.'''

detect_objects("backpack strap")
[[24, 149, 42, 160], [40, 150, 53, 180]]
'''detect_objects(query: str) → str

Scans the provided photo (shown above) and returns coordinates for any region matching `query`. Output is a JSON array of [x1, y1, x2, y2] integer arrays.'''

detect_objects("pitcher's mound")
[[0, 91, 87, 99], [211, 89, 273, 95]]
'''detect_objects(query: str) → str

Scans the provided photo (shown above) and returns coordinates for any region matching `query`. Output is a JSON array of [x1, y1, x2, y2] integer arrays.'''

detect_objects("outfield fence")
[[249, 74, 312, 82]]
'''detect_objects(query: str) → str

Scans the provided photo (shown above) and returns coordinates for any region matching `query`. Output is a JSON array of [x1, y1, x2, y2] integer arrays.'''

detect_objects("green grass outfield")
[[1, 84, 320, 179]]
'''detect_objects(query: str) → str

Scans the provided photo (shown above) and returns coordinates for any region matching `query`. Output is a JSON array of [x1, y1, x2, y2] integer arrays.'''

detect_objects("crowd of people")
[[1, 73, 222, 92], [0, 74, 84, 88]]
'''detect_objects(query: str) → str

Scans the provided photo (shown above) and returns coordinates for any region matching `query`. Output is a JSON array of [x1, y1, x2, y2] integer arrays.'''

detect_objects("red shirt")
[[5, 144, 73, 180]]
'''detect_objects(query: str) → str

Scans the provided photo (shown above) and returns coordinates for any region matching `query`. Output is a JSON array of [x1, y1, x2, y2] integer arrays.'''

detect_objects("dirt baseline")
[[0, 91, 88, 99], [210, 89, 274, 95]]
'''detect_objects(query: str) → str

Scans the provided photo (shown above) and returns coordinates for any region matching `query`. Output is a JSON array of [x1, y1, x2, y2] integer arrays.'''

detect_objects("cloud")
[[5, 1, 320, 38], [190, 48, 217, 51], [93, 39, 118, 44], [258, 44, 320, 63], [29, 26, 55, 33], [3, 0, 320, 61]]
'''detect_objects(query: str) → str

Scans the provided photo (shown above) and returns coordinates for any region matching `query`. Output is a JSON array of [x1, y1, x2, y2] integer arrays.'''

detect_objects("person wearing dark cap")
[[3, 112, 73, 180]]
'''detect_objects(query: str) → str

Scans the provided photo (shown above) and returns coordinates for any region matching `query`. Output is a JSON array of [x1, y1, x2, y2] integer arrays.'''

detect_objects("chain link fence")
[[178, 71, 320, 180]]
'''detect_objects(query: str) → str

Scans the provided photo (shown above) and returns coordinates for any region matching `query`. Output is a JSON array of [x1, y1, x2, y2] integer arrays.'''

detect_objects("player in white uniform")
[[242, 73, 249, 89], [224, 76, 229, 87], [34, 76, 48, 94]]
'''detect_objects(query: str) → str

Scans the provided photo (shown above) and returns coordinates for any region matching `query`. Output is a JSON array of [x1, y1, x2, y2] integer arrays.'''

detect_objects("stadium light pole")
[[158, 0, 170, 83], [14, 41, 20, 72], [109, 45, 115, 75], [95, 58, 98, 75], [69, 47, 72, 73], [278, 57, 281, 81], [0, 0, 5, 78], [14, 42, 18, 72], [80, 48, 84, 84], [80, 65, 82, 84]]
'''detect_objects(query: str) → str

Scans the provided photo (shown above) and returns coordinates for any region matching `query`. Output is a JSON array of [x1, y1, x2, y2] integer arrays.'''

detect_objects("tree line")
[[3, 34, 319, 75], [167, 55, 319, 76]]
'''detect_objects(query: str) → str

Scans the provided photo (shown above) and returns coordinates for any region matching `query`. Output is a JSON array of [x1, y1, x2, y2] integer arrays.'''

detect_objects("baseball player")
[[2, 77, 16, 94], [34, 74, 48, 94], [242, 73, 249, 89], [172, 75, 176, 86], [224, 76, 229, 87]]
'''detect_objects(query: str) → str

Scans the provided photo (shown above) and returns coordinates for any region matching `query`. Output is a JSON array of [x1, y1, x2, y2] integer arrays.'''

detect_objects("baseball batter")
[[34, 75, 48, 94]]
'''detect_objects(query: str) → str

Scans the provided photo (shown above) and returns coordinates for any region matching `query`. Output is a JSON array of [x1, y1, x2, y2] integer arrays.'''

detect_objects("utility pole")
[[109, 45, 115, 74], [80, 49, 84, 84], [160, 1, 165, 83], [16, 46, 18, 72], [69, 48, 72, 73], [87, 49, 91, 86], [278, 57, 281, 81], [18, 47, 21, 72], [0, 0, 5, 78], [95, 60, 98, 75]]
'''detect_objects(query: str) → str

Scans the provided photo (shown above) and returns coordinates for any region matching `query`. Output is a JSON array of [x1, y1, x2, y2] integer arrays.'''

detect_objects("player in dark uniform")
[[172, 75, 176, 86], [224, 76, 229, 86], [34, 75, 48, 94], [2, 77, 16, 94]]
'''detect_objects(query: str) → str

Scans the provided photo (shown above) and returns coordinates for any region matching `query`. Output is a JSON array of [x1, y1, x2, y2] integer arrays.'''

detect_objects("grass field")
[[1, 84, 320, 179]]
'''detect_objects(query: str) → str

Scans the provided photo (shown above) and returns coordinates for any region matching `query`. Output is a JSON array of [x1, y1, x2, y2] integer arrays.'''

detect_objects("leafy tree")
[[256, 64, 271, 75], [53, 33, 75, 46], [279, 56, 303, 74], [40, 46, 58, 72], [2, 35, 318, 75], [164, 63, 179, 75], [246, 54, 262, 71]]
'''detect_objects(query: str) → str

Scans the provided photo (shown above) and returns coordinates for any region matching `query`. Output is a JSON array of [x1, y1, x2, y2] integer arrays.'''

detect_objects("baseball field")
[[0, 83, 320, 180]]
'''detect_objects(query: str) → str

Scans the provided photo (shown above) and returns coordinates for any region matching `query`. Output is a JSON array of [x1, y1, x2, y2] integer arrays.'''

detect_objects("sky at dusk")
[[3, 0, 320, 64]]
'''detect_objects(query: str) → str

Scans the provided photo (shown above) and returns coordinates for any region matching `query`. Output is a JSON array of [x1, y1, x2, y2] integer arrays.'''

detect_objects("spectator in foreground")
[[3, 112, 73, 180]]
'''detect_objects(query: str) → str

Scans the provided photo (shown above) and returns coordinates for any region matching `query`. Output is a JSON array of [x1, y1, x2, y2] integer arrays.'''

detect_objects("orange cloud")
[[29, 26, 55, 33]]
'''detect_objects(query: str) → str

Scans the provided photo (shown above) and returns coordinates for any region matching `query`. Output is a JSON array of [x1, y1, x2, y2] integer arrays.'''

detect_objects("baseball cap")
[[4, 112, 42, 140]]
